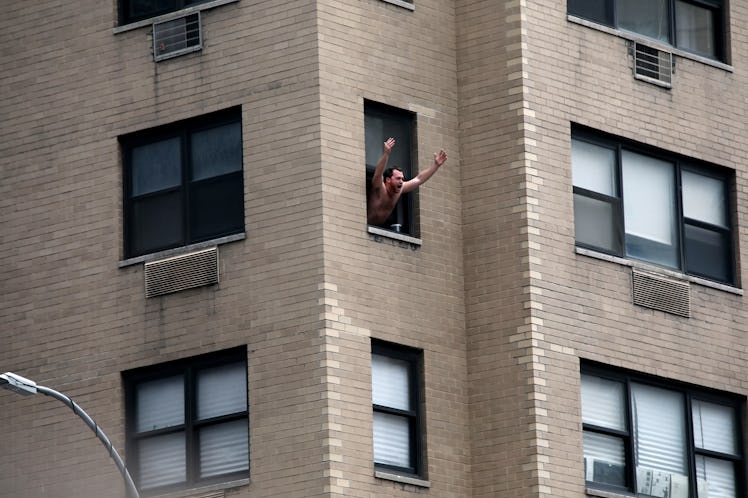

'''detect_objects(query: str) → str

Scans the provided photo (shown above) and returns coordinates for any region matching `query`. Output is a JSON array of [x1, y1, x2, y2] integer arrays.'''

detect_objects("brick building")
[[1, 0, 745, 497]]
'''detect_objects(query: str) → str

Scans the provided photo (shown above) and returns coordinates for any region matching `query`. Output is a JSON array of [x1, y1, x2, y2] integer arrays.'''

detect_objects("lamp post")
[[0, 372, 140, 498]]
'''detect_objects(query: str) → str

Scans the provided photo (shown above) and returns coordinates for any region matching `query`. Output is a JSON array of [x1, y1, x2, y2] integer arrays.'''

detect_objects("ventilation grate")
[[153, 12, 202, 62], [145, 247, 219, 298], [631, 41, 673, 88], [632, 269, 690, 317]]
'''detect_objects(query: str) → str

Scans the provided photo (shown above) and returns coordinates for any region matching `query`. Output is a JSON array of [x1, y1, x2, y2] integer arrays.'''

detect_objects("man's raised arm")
[[402, 149, 447, 193], [371, 137, 396, 190]]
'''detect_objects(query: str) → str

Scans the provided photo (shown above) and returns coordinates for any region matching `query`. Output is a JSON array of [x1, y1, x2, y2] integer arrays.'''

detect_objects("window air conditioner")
[[630, 41, 673, 88], [153, 12, 202, 62]]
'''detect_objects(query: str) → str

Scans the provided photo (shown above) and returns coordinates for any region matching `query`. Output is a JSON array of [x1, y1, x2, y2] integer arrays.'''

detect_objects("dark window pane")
[[131, 191, 184, 256], [189, 174, 244, 241], [568, 0, 614, 25], [574, 193, 622, 253], [617, 0, 671, 43], [191, 123, 242, 181], [676, 1, 716, 57], [684, 224, 731, 283], [127, 0, 178, 21], [132, 138, 182, 196]]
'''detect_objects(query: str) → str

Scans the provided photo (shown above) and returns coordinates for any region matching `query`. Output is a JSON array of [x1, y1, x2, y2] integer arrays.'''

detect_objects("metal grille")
[[145, 247, 219, 298], [153, 12, 202, 62], [632, 42, 673, 88], [632, 269, 690, 317]]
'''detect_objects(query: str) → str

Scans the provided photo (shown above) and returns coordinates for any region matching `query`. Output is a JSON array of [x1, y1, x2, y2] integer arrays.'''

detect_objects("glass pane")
[[128, 0, 178, 21], [138, 432, 186, 490], [197, 362, 247, 420], [676, 1, 716, 57], [372, 354, 411, 411], [136, 375, 184, 432], [682, 170, 727, 227], [191, 122, 242, 181], [696, 456, 736, 498], [130, 191, 183, 256], [583, 432, 626, 486], [622, 150, 678, 268], [189, 174, 244, 242], [581, 374, 626, 430], [131, 137, 181, 196], [632, 383, 686, 475], [692, 400, 737, 455], [617, 0, 671, 43], [364, 114, 384, 168], [684, 224, 731, 283], [373, 411, 410, 468], [568, 0, 613, 25], [572, 139, 617, 196], [574, 193, 621, 253], [199, 419, 249, 478]]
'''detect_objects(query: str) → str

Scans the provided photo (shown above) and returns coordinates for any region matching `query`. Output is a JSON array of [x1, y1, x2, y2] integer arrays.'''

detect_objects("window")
[[365, 101, 418, 236], [123, 347, 249, 493], [371, 340, 424, 477], [121, 107, 244, 259], [568, 0, 726, 62], [571, 127, 734, 285], [120, 0, 212, 25], [581, 363, 744, 498]]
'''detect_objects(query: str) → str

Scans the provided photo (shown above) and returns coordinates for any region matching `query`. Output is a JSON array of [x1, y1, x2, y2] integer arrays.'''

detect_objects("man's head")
[[383, 167, 405, 195]]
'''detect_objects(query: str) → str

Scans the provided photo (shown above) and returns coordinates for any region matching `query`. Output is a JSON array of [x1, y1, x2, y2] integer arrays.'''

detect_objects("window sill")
[[367, 226, 422, 247], [379, 0, 415, 11], [113, 0, 239, 34], [586, 487, 634, 498], [118, 233, 245, 268], [147, 478, 250, 498], [575, 247, 742, 295], [375, 470, 430, 488], [567, 15, 733, 73]]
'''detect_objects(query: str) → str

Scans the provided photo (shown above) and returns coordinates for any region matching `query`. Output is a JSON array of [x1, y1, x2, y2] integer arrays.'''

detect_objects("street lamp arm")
[[0, 372, 140, 497]]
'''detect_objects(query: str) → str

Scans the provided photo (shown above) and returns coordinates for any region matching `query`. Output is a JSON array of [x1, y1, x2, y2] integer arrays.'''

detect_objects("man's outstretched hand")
[[384, 137, 396, 153], [434, 149, 447, 167]]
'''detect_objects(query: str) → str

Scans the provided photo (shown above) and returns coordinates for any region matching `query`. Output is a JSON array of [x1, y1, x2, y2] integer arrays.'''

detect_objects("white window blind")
[[622, 151, 677, 247], [136, 375, 184, 432], [373, 411, 410, 467], [682, 171, 727, 228], [138, 432, 186, 490], [372, 354, 411, 411], [696, 455, 736, 498], [581, 374, 626, 430], [572, 139, 617, 196], [631, 383, 687, 475], [197, 362, 247, 420], [199, 419, 249, 478]]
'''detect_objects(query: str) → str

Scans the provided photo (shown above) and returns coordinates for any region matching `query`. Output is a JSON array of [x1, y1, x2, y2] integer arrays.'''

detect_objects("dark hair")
[[383, 167, 403, 180]]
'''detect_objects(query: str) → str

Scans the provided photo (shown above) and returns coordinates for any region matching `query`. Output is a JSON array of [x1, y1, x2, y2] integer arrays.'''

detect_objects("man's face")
[[385, 170, 405, 194]]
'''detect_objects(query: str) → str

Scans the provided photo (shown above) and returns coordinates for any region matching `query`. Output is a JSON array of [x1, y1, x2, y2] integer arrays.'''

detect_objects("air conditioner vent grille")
[[632, 42, 673, 88], [632, 269, 690, 317], [145, 247, 219, 298], [153, 12, 202, 62]]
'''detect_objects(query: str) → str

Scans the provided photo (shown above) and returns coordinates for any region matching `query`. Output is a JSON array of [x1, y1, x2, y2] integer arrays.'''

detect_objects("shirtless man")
[[367, 137, 447, 226]]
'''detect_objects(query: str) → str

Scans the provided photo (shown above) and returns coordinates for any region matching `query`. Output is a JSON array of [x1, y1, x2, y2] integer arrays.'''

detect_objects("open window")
[[365, 101, 418, 236]]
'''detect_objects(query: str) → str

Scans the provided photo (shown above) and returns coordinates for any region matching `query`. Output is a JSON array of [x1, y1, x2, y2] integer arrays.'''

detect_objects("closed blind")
[[138, 432, 186, 490], [197, 362, 247, 420], [199, 419, 249, 478], [581, 374, 626, 430], [136, 375, 184, 432], [632, 383, 686, 474], [373, 411, 410, 468], [372, 354, 410, 411]]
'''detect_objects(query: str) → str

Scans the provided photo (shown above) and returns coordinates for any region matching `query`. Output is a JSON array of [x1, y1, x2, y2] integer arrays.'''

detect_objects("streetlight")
[[0, 372, 140, 498]]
